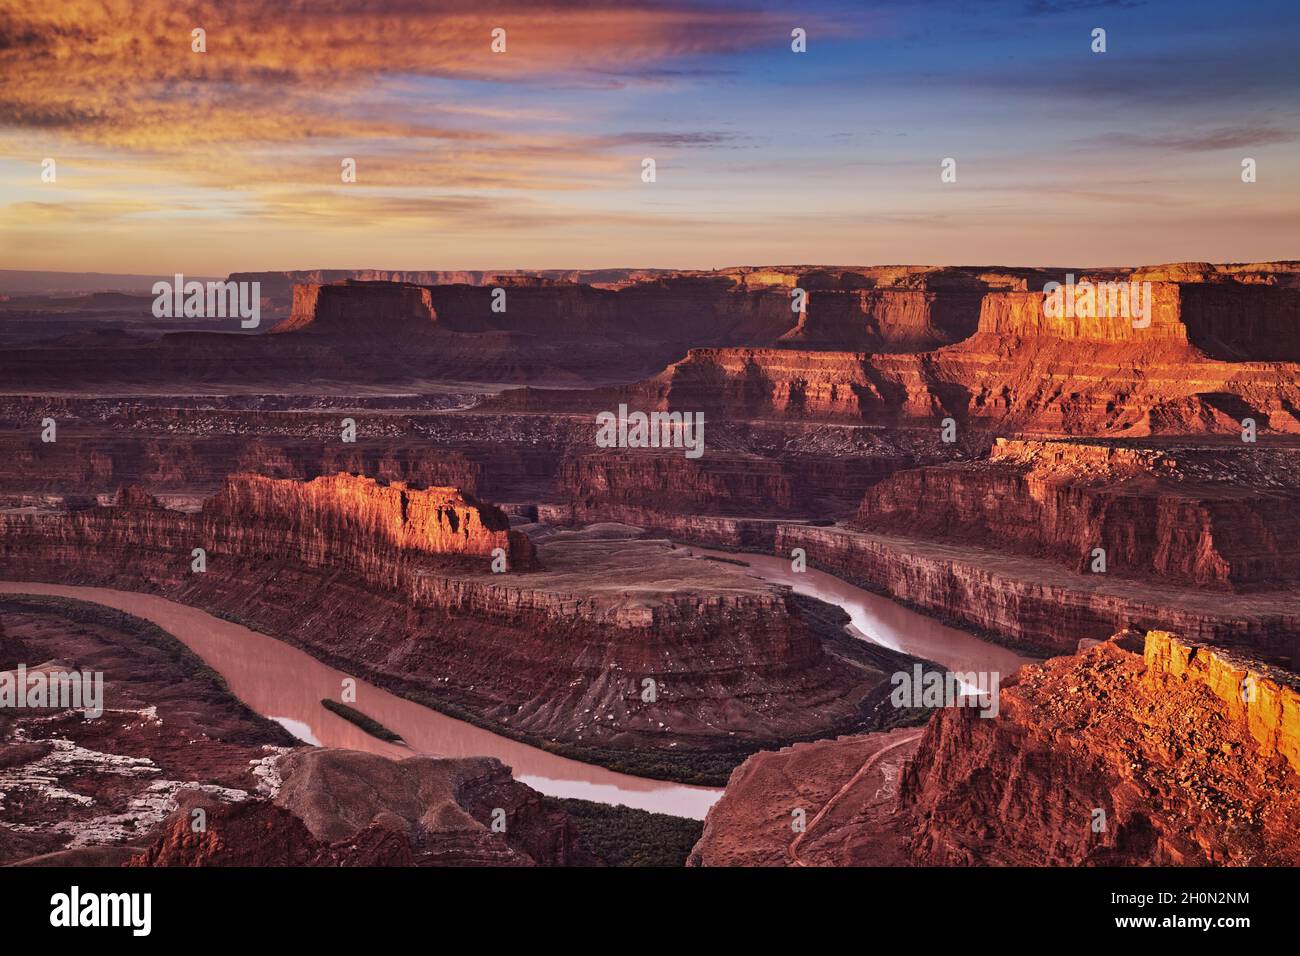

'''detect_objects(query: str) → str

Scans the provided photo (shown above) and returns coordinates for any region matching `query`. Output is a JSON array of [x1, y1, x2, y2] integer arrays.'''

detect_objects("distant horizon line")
[[5, 258, 1300, 283]]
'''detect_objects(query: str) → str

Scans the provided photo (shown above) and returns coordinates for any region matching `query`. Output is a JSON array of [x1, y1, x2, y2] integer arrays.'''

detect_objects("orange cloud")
[[0, 1, 789, 147]]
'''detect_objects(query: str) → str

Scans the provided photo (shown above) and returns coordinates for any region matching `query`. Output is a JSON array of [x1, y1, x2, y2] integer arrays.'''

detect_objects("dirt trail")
[[787, 730, 923, 866]]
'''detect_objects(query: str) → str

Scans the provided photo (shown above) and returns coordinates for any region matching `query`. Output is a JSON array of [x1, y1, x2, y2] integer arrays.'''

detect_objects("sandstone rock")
[[854, 438, 1300, 590], [900, 632, 1300, 865]]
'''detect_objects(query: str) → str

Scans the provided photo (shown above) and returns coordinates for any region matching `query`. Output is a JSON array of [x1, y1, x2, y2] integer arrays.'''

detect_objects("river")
[[1, 558, 1029, 820]]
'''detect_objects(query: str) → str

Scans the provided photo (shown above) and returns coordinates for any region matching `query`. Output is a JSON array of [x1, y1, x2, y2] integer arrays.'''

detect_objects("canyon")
[[1, 261, 1297, 868]]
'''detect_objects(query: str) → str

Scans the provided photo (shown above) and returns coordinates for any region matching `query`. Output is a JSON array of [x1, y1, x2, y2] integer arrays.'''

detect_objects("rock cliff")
[[271, 281, 439, 336], [855, 438, 1300, 590], [773, 523, 1300, 659], [497, 276, 1300, 434], [900, 631, 1300, 865], [691, 630, 1300, 866], [0, 481, 908, 771]]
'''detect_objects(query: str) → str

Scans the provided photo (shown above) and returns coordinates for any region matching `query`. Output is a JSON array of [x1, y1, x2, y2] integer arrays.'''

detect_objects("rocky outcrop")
[[854, 439, 1300, 591], [1143, 631, 1300, 773], [900, 631, 1300, 865], [693, 630, 1300, 866], [779, 289, 984, 350], [0, 473, 536, 577], [688, 727, 921, 867], [205, 472, 537, 571], [128, 749, 598, 866]]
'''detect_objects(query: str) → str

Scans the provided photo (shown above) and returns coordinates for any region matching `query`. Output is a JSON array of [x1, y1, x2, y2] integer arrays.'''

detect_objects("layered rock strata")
[[497, 279, 1300, 434], [773, 524, 1300, 660], [855, 438, 1300, 591], [0, 479, 905, 768]]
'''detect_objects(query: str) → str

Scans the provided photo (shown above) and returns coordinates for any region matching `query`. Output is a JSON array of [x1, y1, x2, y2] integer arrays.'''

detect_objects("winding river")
[[1, 556, 1029, 821]]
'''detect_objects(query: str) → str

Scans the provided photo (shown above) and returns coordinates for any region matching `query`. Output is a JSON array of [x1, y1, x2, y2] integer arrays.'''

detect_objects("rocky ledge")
[[691, 630, 1300, 866]]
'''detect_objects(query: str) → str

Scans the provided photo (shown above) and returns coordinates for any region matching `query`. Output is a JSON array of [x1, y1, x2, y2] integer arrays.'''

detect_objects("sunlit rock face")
[[900, 631, 1300, 866]]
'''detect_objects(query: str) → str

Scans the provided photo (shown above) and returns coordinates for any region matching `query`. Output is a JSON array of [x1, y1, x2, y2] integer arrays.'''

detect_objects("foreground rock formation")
[[692, 630, 1300, 866], [903, 631, 1300, 865], [0, 594, 296, 866], [130, 749, 596, 867]]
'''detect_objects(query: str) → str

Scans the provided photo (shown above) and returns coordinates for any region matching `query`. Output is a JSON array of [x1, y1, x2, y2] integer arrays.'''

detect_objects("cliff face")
[[499, 276, 1300, 434], [8, 266, 1300, 393], [1, 473, 536, 578], [560, 451, 798, 517], [855, 439, 1300, 591], [272, 281, 439, 336], [773, 523, 1300, 659], [693, 629, 1300, 867], [204, 472, 537, 572], [900, 631, 1300, 865], [778, 289, 985, 350], [0, 481, 898, 759]]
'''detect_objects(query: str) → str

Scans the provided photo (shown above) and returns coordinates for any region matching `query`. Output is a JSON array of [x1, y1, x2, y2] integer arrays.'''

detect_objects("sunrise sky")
[[1, 0, 1297, 275]]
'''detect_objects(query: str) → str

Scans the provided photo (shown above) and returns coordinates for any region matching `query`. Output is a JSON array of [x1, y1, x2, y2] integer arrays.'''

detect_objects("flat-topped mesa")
[[899, 630, 1300, 865], [974, 281, 1300, 359], [203, 472, 538, 571], [973, 282, 1187, 347], [271, 281, 438, 336]]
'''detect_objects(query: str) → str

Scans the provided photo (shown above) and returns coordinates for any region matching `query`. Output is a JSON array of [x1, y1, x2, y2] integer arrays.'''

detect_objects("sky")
[[1, 0, 1297, 275]]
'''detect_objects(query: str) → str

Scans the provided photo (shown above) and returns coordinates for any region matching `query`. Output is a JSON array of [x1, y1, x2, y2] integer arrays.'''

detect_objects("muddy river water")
[[1, 558, 1029, 820]]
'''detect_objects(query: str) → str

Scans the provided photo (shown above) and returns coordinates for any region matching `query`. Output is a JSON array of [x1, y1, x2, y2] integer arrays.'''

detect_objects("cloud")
[[0, 0, 791, 147], [1102, 124, 1298, 152]]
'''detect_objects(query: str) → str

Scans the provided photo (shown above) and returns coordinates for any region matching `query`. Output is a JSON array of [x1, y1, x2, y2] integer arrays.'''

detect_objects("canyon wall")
[[773, 523, 1300, 659], [494, 275, 1300, 434], [854, 439, 1300, 591], [0, 477, 897, 763], [778, 289, 985, 350], [561, 451, 798, 517], [8, 266, 1300, 393]]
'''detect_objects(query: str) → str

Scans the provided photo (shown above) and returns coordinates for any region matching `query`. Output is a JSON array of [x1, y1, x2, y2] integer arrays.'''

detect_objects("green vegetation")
[[547, 797, 703, 867], [320, 698, 403, 742]]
